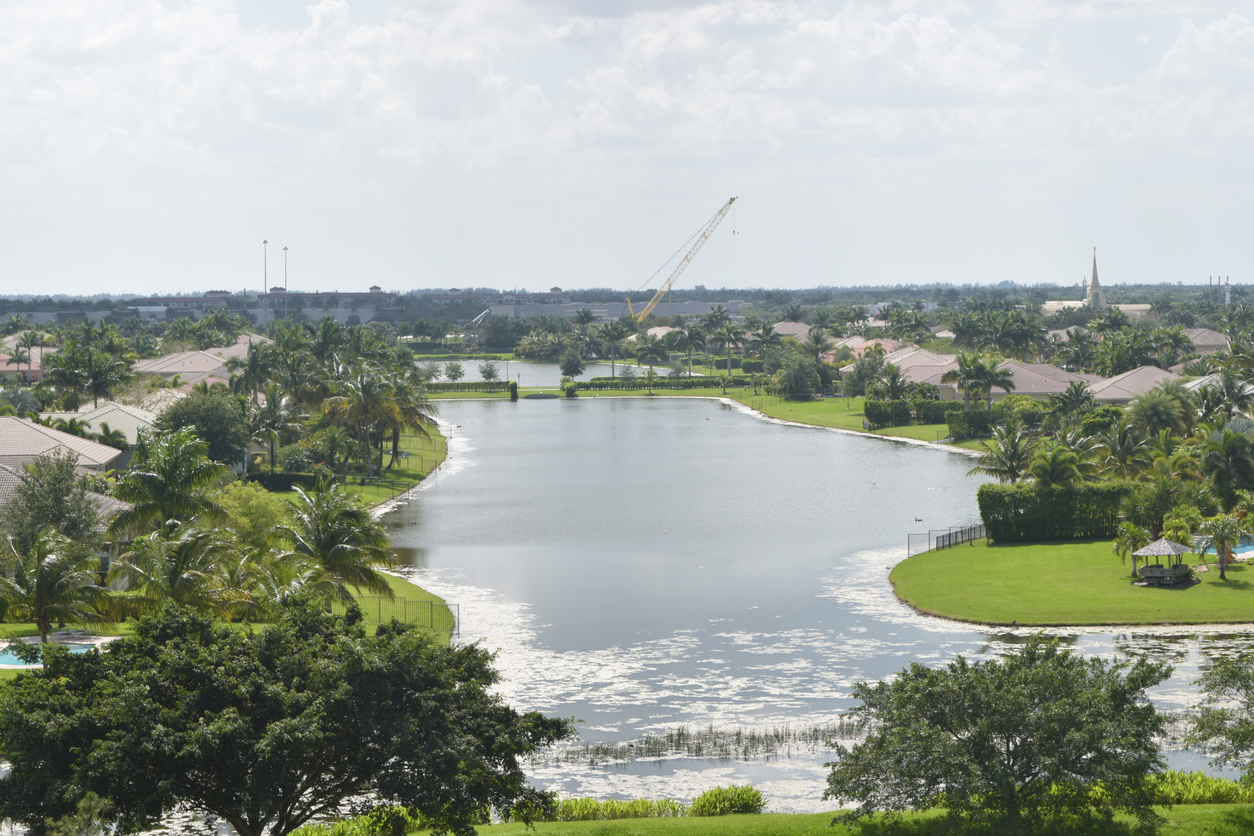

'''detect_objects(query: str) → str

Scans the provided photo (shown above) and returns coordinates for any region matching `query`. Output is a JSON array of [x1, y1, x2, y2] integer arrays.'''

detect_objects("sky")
[[3, 1, 1254, 295]]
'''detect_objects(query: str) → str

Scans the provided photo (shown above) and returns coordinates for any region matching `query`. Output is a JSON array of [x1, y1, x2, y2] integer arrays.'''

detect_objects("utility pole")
[[284, 246, 289, 320], [263, 240, 269, 322]]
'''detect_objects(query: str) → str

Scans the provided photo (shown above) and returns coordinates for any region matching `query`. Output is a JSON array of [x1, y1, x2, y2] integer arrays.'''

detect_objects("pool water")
[[0, 642, 96, 665]]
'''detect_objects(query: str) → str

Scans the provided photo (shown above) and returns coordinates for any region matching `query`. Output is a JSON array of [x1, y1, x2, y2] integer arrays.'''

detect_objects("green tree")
[[1201, 426, 1254, 511], [1188, 651, 1254, 779], [107, 526, 236, 616], [747, 325, 782, 361], [0, 531, 107, 643], [274, 484, 395, 601], [249, 383, 303, 474], [871, 363, 911, 400], [597, 320, 633, 378], [478, 361, 499, 381], [443, 361, 465, 381], [775, 352, 819, 399], [323, 366, 401, 477], [0, 604, 573, 836], [824, 637, 1170, 832], [967, 420, 1036, 483], [709, 323, 746, 376], [1128, 388, 1185, 436], [0, 451, 103, 556], [558, 347, 586, 378], [1200, 513, 1247, 581], [941, 352, 990, 412], [155, 391, 251, 466], [1027, 443, 1082, 487], [1112, 521, 1151, 577], [109, 429, 231, 538], [634, 334, 667, 374]]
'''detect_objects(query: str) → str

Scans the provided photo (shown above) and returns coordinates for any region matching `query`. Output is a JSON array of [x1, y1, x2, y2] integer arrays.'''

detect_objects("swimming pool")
[[0, 642, 97, 666]]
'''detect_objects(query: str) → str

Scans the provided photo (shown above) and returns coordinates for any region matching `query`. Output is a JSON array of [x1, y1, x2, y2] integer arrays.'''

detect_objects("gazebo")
[[1132, 538, 1193, 587]]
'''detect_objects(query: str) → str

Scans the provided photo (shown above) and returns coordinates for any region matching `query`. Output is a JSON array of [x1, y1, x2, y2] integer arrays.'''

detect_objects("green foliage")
[[977, 482, 1132, 542], [509, 380, 519, 401], [559, 348, 585, 378], [424, 381, 510, 392], [914, 400, 964, 424], [1149, 771, 1254, 805], [824, 637, 1170, 833], [290, 805, 425, 836], [0, 450, 103, 556], [155, 391, 251, 465], [864, 399, 913, 428], [215, 480, 292, 550], [740, 360, 764, 374], [45, 792, 112, 836], [946, 409, 998, 440], [688, 786, 766, 817], [579, 376, 753, 390], [1080, 405, 1125, 435], [545, 798, 686, 822], [0, 604, 573, 836], [1188, 652, 1254, 780]]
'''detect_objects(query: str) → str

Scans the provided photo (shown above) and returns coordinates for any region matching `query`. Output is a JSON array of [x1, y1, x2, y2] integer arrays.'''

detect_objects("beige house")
[[1184, 328, 1229, 355], [0, 417, 125, 471], [1087, 366, 1179, 404]]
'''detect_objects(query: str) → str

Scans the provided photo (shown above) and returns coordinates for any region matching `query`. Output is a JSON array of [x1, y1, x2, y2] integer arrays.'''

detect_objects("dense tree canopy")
[[0, 604, 573, 836], [825, 637, 1170, 833]]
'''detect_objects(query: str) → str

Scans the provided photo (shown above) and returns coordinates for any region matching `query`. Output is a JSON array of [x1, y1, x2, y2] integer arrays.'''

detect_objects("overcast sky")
[[3, 1, 1253, 295]]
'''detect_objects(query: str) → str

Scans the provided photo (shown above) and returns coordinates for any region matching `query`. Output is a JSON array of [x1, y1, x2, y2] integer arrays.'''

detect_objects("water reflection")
[[386, 398, 1253, 810]]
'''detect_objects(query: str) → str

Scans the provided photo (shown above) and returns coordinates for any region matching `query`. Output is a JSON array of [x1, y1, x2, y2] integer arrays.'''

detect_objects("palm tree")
[[386, 378, 438, 471], [873, 364, 912, 400], [15, 330, 45, 382], [747, 325, 783, 361], [597, 321, 633, 378], [108, 526, 237, 616], [251, 383, 303, 474], [1200, 514, 1248, 581], [1048, 381, 1095, 421], [634, 334, 667, 374], [109, 428, 231, 538], [1112, 521, 1151, 578], [709, 323, 746, 376], [1201, 426, 1254, 511], [798, 329, 834, 365], [0, 532, 107, 643], [226, 341, 275, 404], [942, 352, 992, 412], [776, 352, 819, 399], [1095, 419, 1152, 479], [323, 365, 401, 477], [5, 348, 28, 381], [1128, 388, 1185, 437], [1028, 444, 1082, 487], [674, 326, 706, 377], [275, 484, 395, 602], [967, 419, 1036, 483]]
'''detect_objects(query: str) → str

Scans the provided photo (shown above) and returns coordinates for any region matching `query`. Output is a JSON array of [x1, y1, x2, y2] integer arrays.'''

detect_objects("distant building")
[[1041, 250, 1153, 321]]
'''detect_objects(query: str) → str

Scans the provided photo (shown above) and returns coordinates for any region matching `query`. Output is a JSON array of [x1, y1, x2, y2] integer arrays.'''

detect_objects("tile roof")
[[992, 362, 1095, 396], [0, 417, 124, 470], [1184, 328, 1229, 349], [40, 403, 158, 445], [1087, 365, 1179, 402], [771, 322, 811, 340]]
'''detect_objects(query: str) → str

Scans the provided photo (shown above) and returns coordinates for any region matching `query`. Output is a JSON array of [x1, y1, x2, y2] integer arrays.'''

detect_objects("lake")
[[384, 397, 1253, 811]]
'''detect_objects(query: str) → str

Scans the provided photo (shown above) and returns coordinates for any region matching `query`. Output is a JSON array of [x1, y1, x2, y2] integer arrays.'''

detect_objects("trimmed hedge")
[[947, 409, 999, 439], [864, 399, 913, 428], [915, 400, 965, 424], [978, 482, 1132, 542], [578, 376, 753, 390], [741, 360, 764, 374], [509, 380, 518, 401], [424, 381, 511, 392]]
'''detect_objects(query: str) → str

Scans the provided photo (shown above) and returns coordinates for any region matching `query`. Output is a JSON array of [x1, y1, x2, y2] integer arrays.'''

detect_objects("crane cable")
[[634, 204, 727, 294]]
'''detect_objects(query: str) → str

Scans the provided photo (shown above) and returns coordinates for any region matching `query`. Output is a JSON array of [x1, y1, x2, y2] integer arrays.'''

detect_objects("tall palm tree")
[[275, 484, 395, 602], [942, 352, 991, 412], [634, 334, 667, 374], [226, 341, 275, 404], [798, 329, 834, 365], [251, 383, 303, 474], [15, 330, 45, 382], [0, 532, 107, 643], [674, 326, 706, 377], [5, 348, 28, 381], [323, 365, 401, 477], [709, 323, 746, 376], [597, 321, 633, 379], [1200, 514, 1248, 581], [386, 378, 438, 471], [1048, 380, 1095, 421], [747, 325, 783, 361], [109, 428, 231, 538], [967, 419, 1036, 483]]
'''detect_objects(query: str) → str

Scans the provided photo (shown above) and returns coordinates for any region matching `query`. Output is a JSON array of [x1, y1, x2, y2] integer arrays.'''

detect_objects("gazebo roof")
[[1133, 538, 1192, 557]]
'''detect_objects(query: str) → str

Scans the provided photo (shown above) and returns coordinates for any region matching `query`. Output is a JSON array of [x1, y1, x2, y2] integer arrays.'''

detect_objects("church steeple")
[[1086, 247, 1106, 310]]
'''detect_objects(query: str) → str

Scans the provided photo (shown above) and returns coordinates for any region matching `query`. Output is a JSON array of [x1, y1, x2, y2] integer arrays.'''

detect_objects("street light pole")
[[284, 246, 289, 321], [263, 240, 269, 322]]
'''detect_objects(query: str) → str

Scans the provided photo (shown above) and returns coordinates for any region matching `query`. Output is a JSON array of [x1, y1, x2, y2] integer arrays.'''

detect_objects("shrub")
[[977, 481, 1132, 542], [1148, 771, 1254, 805], [1080, 404, 1125, 435], [915, 400, 964, 424], [947, 409, 999, 439], [509, 380, 519, 401], [278, 444, 313, 474], [740, 360, 764, 374], [864, 399, 913, 428], [688, 785, 765, 816]]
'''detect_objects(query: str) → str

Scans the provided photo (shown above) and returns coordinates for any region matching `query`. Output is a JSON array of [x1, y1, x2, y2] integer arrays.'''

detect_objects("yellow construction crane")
[[634, 197, 737, 322]]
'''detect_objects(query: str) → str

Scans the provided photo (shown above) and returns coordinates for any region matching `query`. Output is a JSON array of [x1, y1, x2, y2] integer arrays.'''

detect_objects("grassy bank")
[[474, 806, 1254, 836], [892, 538, 1254, 626]]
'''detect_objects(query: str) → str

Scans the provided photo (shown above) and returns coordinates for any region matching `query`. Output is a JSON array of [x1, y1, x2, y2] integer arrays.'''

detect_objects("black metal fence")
[[907, 524, 986, 557], [332, 597, 459, 636]]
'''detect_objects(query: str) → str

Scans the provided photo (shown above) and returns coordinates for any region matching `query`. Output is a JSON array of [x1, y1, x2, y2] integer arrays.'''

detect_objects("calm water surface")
[[385, 398, 1253, 810]]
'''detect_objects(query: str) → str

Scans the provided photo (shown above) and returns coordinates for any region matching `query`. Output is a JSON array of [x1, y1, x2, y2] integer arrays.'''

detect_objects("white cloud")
[[1, 0, 1253, 291]]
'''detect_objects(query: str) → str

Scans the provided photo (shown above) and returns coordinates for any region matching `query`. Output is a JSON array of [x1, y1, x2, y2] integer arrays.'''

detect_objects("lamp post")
[[263, 240, 269, 322], [283, 246, 289, 320]]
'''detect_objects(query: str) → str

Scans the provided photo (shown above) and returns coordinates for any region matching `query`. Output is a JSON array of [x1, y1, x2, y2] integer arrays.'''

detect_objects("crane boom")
[[635, 197, 736, 321]]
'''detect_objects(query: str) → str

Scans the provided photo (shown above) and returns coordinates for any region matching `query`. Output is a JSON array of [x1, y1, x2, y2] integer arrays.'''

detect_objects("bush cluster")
[[977, 482, 1132, 542]]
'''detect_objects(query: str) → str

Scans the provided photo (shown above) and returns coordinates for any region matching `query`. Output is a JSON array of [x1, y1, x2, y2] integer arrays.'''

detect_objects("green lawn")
[[473, 806, 1254, 836], [892, 538, 1254, 626]]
